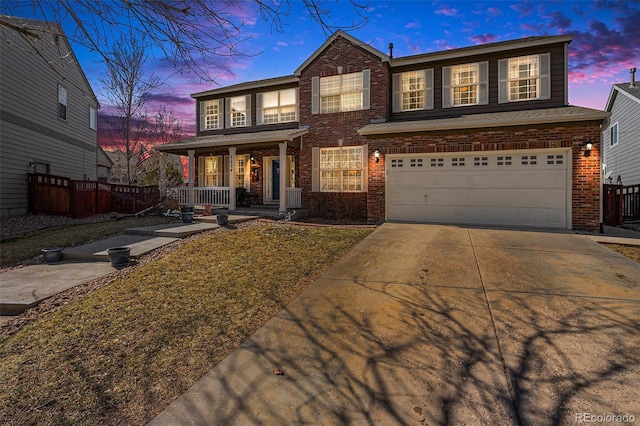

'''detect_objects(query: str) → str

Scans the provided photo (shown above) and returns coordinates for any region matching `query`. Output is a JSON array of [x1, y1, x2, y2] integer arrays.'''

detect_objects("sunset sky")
[[6, 0, 640, 141]]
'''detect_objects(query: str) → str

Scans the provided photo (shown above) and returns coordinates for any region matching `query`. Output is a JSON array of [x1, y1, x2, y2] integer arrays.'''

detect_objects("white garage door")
[[387, 149, 571, 228]]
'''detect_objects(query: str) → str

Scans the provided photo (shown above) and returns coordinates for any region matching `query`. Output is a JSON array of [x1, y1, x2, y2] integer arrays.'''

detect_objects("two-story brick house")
[[157, 31, 608, 231]]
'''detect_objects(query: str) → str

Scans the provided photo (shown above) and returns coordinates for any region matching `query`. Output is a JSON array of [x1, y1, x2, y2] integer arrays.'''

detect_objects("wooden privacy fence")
[[623, 184, 640, 220], [28, 173, 160, 218]]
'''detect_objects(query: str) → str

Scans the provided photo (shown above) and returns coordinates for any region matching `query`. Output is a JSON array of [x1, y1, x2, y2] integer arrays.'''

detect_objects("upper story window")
[[200, 99, 222, 130], [610, 123, 619, 146], [507, 55, 539, 100], [58, 85, 67, 120], [257, 88, 298, 125], [452, 63, 478, 105], [311, 69, 371, 114], [392, 69, 434, 112], [443, 62, 488, 108], [228, 96, 249, 127], [499, 53, 550, 103], [89, 106, 97, 130]]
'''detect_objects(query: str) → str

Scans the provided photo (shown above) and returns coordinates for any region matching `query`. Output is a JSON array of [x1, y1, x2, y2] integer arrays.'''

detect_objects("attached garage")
[[386, 149, 571, 228]]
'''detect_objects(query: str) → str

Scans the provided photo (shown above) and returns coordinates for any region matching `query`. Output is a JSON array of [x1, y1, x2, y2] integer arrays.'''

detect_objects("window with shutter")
[[317, 71, 367, 113]]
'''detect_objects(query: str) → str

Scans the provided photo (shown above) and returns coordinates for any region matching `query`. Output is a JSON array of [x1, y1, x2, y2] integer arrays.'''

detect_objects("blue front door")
[[272, 160, 280, 201]]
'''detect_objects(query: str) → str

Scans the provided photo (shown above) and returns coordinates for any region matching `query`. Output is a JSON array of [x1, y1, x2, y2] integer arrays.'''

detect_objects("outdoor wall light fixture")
[[375, 149, 381, 163], [584, 142, 593, 157]]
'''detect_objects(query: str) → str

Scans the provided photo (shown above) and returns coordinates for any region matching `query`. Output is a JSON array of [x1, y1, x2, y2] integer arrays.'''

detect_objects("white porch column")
[[188, 149, 195, 207], [279, 142, 287, 213], [229, 147, 236, 211], [158, 152, 166, 198]]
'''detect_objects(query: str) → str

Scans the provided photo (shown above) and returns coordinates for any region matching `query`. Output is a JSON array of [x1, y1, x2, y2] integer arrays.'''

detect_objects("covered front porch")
[[155, 128, 308, 213]]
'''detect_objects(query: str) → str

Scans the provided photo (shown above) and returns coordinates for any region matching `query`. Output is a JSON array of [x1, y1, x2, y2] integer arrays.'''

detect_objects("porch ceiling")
[[155, 128, 308, 155]]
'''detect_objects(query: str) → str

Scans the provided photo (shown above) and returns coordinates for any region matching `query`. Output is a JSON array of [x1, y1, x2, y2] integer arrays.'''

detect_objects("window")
[[499, 53, 550, 103], [443, 62, 488, 108], [229, 96, 248, 127], [58, 85, 67, 120], [258, 88, 297, 124], [89, 106, 97, 130], [452, 64, 478, 105], [319, 71, 365, 113], [402, 71, 424, 110], [610, 123, 618, 146], [200, 99, 222, 130], [320, 146, 363, 192], [508, 55, 539, 100], [199, 156, 222, 187], [235, 155, 250, 189]]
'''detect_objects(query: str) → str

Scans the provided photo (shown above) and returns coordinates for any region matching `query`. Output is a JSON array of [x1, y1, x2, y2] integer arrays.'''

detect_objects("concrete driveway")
[[150, 223, 640, 426]]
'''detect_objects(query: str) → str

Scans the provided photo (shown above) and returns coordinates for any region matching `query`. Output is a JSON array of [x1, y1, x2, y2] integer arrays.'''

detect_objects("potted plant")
[[216, 209, 229, 226], [107, 247, 131, 268], [41, 247, 62, 263], [181, 206, 194, 223]]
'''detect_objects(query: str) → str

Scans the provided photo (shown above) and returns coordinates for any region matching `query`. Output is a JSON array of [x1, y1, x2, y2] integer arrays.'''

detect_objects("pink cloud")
[[435, 5, 459, 17], [510, 1, 534, 17], [405, 21, 420, 29], [469, 34, 498, 44]]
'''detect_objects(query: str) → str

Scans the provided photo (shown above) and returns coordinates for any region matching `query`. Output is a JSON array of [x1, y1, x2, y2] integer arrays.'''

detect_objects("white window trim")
[[198, 155, 223, 187], [506, 55, 540, 102], [318, 146, 366, 193], [256, 88, 298, 125], [442, 62, 488, 108], [392, 69, 434, 112], [610, 122, 619, 147], [312, 69, 370, 114], [58, 84, 67, 120], [200, 99, 222, 131], [499, 53, 550, 103], [225, 95, 252, 128], [89, 106, 97, 130]]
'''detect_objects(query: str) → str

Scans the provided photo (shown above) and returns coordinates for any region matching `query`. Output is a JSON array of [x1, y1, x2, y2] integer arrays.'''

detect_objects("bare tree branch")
[[0, 0, 369, 82]]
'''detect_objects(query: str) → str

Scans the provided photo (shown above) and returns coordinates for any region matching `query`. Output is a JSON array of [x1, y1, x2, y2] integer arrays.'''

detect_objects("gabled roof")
[[604, 83, 640, 112], [0, 15, 100, 108], [191, 75, 298, 99], [358, 106, 608, 136], [391, 34, 573, 67], [294, 30, 389, 76]]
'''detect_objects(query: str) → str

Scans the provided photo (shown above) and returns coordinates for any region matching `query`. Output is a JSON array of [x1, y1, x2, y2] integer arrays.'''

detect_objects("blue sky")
[[6, 1, 640, 138]]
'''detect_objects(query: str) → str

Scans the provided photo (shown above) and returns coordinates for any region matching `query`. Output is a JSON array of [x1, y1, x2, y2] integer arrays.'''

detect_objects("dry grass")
[[0, 216, 176, 266], [601, 243, 640, 263], [0, 223, 372, 425]]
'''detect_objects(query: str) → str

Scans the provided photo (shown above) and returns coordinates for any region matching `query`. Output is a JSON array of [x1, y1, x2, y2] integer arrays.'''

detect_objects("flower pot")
[[216, 213, 229, 226], [107, 247, 131, 268], [42, 247, 62, 263], [182, 212, 194, 223]]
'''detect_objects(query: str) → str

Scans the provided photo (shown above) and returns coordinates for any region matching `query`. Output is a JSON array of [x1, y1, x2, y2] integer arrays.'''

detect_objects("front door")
[[272, 159, 280, 201]]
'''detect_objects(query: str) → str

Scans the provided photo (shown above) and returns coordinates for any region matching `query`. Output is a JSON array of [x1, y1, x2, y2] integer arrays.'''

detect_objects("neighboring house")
[[97, 145, 114, 182], [0, 16, 100, 218], [157, 31, 608, 231], [602, 68, 640, 186]]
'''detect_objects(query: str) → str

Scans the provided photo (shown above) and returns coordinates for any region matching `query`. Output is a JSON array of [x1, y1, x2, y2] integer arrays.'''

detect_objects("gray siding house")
[[602, 69, 640, 186], [0, 16, 100, 217]]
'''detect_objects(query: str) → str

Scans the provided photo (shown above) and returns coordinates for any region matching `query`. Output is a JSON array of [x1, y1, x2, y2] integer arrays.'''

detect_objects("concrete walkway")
[[0, 215, 255, 317], [150, 224, 640, 425]]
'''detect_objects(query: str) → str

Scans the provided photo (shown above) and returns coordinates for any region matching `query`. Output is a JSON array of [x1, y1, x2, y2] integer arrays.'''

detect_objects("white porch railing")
[[285, 187, 302, 208], [167, 186, 302, 209], [167, 186, 230, 207]]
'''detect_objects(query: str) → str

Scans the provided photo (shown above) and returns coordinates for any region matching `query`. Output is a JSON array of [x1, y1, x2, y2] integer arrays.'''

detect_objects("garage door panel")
[[387, 150, 570, 228]]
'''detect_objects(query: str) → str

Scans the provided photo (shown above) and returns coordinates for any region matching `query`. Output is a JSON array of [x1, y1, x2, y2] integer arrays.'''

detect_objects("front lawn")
[[0, 223, 372, 425], [0, 216, 176, 266]]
